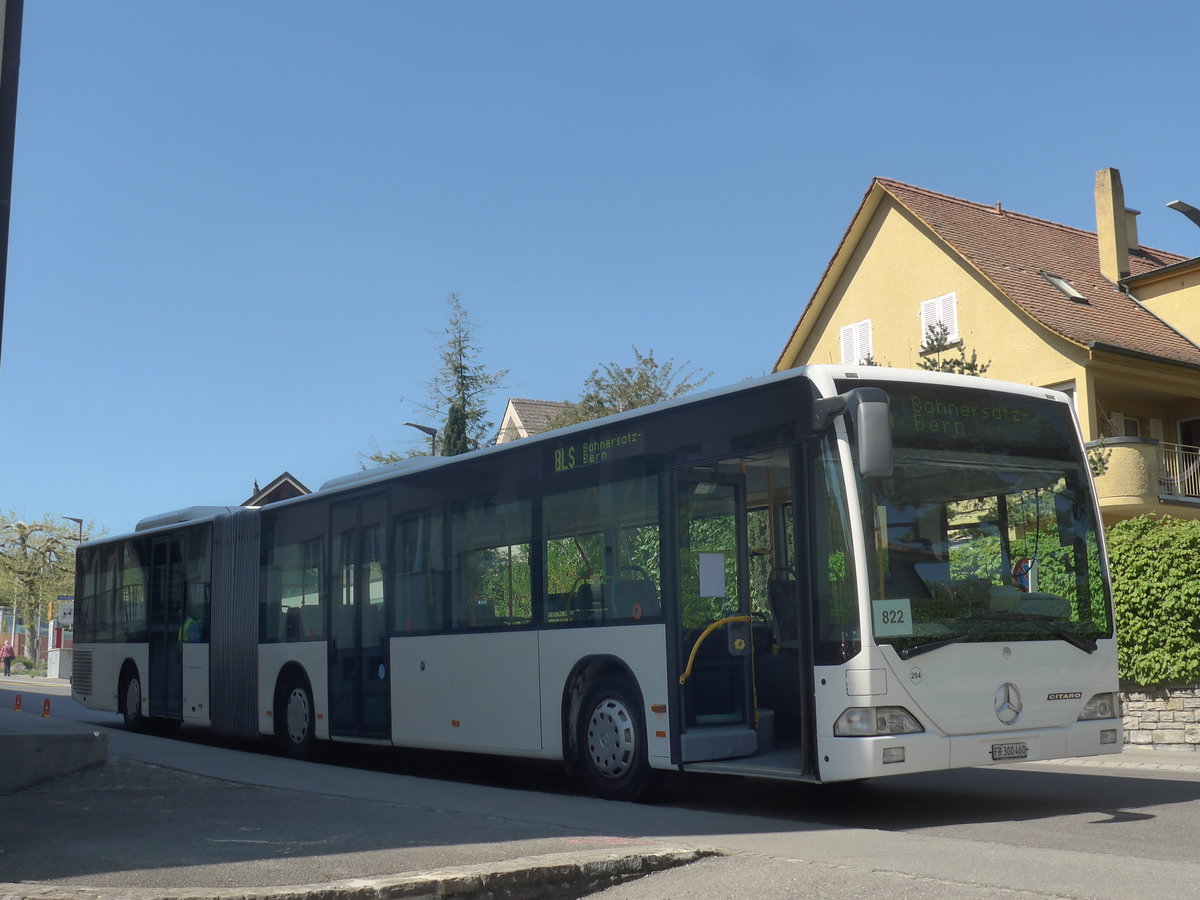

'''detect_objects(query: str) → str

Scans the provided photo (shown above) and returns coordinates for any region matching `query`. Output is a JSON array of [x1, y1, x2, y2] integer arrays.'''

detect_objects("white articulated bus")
[[72, 366, 1120, 800]]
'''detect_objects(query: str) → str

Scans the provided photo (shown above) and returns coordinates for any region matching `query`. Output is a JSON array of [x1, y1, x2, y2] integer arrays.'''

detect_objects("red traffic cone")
[[13, 693, 21, 712], [41, 698, 51, 717]]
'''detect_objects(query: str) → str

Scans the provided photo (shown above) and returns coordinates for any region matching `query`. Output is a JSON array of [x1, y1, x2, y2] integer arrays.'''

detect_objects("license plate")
[[990, 741, 1029, 761]]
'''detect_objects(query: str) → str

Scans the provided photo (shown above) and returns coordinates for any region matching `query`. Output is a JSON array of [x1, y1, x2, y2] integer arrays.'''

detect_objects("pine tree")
[[363, 293, 508, 464], [428, 294, 508, 453], [916, 322, 991, 376], [440, 401, 470, 457]]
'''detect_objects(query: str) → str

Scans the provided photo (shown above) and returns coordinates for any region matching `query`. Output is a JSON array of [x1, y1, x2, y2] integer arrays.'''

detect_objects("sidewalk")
[[1027, 747, 1200, 773], [0, 698, 708, 900], [0, 673, 72, 687]]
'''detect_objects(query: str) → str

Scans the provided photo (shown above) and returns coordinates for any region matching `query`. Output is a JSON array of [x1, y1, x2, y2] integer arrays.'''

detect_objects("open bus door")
[[672, 467, 759, 762], [670, 447, 812, 773]]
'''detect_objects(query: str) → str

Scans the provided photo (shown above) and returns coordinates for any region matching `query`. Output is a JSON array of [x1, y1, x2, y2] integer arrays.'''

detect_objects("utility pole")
[[0, 0, 24, 369]]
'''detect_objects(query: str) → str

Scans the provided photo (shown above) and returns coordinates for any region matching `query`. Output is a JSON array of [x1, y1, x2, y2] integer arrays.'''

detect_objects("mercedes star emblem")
[[994, 682, 1023, 725]]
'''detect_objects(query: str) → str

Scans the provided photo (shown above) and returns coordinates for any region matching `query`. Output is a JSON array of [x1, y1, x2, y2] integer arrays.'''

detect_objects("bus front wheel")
[[576, 673, 657, 802], [276, 672, 316, 759]]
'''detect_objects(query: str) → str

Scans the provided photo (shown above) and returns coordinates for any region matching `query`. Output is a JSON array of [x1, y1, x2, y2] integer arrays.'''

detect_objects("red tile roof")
[[876, 178, 1200, 366], [506, 398, 575, 434]]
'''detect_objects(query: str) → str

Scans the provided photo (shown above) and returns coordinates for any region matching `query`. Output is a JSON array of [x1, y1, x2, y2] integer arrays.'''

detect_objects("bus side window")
[[184, 526, 212, 643], [543, 478, 660, 626], [262, 532, 325, 643], [451, 499, 532, 628], [394, 511, 448, 634]]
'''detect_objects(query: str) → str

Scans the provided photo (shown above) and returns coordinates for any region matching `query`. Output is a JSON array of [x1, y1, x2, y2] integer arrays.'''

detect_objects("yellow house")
[[775, 169, 1200, 523]]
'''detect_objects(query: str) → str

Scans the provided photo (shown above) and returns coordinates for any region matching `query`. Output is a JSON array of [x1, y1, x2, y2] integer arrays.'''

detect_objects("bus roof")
[[102, 365, 1072, 533]]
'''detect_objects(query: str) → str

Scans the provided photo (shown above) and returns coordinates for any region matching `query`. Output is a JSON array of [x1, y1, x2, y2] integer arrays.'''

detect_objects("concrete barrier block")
[[0, 732, 108, 793]]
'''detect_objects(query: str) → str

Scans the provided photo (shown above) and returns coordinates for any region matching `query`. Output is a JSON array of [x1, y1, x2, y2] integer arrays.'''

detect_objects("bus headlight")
[[834, 706, 924, 736], [1077, 692, 1120, 721]]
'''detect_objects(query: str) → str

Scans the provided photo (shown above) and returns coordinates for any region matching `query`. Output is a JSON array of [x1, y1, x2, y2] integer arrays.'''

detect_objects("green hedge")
[[1107, 516, 1200, 687]]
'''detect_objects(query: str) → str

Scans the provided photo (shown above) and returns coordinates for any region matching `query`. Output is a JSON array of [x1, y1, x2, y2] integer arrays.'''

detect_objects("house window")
[[1040, 271, 1087, 303], [1110, 412, 1140, 438], [920, 293, 959, 343], [1045, 381, 1077, 414], [839, 319, 873, 365]]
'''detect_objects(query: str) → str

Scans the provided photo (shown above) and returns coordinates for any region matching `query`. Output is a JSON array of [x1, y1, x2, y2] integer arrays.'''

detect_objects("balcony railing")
[[1158, 442, 1200, 499], [1088, 438, 1200, 516]]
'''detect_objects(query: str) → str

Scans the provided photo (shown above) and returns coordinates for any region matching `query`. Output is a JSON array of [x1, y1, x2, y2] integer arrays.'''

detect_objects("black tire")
[[276, 671, 317, 759], [576, 673, 658, 802], [119, 667, 146, 732]]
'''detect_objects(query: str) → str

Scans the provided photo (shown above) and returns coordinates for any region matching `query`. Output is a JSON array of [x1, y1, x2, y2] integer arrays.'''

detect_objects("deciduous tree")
[[552, 346, 712, 428], [0, 515, 88, 666]]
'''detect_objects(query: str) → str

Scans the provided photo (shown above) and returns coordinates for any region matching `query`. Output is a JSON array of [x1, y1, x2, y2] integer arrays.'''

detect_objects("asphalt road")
[[3, 678, 1199, 899]]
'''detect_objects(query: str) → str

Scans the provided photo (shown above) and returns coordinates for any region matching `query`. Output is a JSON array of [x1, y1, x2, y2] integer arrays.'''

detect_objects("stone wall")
[[1121, 686, 1200, 751]]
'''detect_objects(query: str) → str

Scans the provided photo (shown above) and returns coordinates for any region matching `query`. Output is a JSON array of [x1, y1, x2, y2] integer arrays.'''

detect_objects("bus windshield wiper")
[[969, 611, 1098, 654], [897, 631, 981, 659]]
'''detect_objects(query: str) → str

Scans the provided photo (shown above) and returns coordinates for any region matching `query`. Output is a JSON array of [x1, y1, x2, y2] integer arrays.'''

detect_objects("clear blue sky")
[[2, 1, 1197, 537]]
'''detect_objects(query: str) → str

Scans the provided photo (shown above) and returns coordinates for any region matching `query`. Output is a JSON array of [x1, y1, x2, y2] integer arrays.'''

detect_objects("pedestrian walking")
[[1, 641, 14, 676]]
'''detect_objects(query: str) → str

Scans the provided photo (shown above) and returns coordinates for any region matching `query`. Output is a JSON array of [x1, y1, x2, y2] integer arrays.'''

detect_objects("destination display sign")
[[838, 380, 1077, 457], [548, 428, 644, 474]]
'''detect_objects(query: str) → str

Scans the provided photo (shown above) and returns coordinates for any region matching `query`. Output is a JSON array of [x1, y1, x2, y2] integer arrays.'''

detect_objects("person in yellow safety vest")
[[178, 616, 202, 644]]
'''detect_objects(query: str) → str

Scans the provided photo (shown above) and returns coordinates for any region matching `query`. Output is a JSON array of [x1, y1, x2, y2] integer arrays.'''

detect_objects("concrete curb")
[[0, 847, 718, 900], [0, 731, 108, 792]]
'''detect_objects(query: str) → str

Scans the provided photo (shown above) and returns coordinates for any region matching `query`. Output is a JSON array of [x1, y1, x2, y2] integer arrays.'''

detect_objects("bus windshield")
[[843, 381, 1113, 658]]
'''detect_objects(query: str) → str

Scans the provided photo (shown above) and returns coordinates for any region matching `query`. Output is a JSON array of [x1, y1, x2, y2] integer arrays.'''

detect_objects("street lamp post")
[[403, 422, 438, 455], [61, 516, 83, 542]]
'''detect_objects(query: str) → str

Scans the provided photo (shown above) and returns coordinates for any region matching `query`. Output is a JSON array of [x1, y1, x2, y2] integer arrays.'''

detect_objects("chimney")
[[1095, 168, 1130, 281], [1124, 207, 1141, 252]]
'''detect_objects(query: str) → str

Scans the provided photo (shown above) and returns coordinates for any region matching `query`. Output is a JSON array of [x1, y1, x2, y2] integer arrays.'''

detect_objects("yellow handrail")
[[679, 615, 752, 686]]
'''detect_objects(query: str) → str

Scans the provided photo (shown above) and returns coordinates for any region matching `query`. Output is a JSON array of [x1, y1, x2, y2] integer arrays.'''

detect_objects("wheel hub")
[[286, 689, 310, 743], [587, 697, 634, 779]]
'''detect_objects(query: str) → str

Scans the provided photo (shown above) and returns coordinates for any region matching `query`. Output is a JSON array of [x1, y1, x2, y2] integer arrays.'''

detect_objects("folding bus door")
[[329, 496, 390, 739], [148, 537, 184, 720]]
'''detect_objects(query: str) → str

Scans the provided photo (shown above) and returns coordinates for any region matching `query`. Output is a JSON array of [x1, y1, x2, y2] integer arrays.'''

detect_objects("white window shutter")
[[840, 324, 856, 365], [1110, 412, 1125, 437], [940, 293, 959, 341], [1150, 418, 1164, 441], [857, 319, 873, 362], [920, 293, 959, 342], [919, 299, 937, 338], [840, 320, 873, 364]]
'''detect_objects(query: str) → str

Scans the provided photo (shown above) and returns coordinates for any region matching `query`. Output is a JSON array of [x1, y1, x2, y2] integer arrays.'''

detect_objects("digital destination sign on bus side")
[[548, 428, 645, 474]]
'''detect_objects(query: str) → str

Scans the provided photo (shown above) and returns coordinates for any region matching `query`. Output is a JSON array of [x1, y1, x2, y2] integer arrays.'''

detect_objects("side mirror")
[[813, 387, 893, 478], [849, 389, 893, 478]]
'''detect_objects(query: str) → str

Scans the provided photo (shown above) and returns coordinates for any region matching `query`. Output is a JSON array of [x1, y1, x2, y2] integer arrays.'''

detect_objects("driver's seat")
[[611, 576, 660, 620]]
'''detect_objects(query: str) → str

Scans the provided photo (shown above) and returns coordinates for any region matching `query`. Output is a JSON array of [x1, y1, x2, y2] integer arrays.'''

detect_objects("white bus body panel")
[[181, 643, 211, 726], [71, 643, 147, 714], [536, 624, 670, 764], [257, 642, 330, 740], [815, 639, 1121, 782], [390, 632, 542, 753]]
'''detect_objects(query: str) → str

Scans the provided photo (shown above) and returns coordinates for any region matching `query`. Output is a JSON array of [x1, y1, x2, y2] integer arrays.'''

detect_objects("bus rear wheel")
[[119, 667, 145, 732], [276, 672, 316, 759], [577, 674, 658, 802]]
